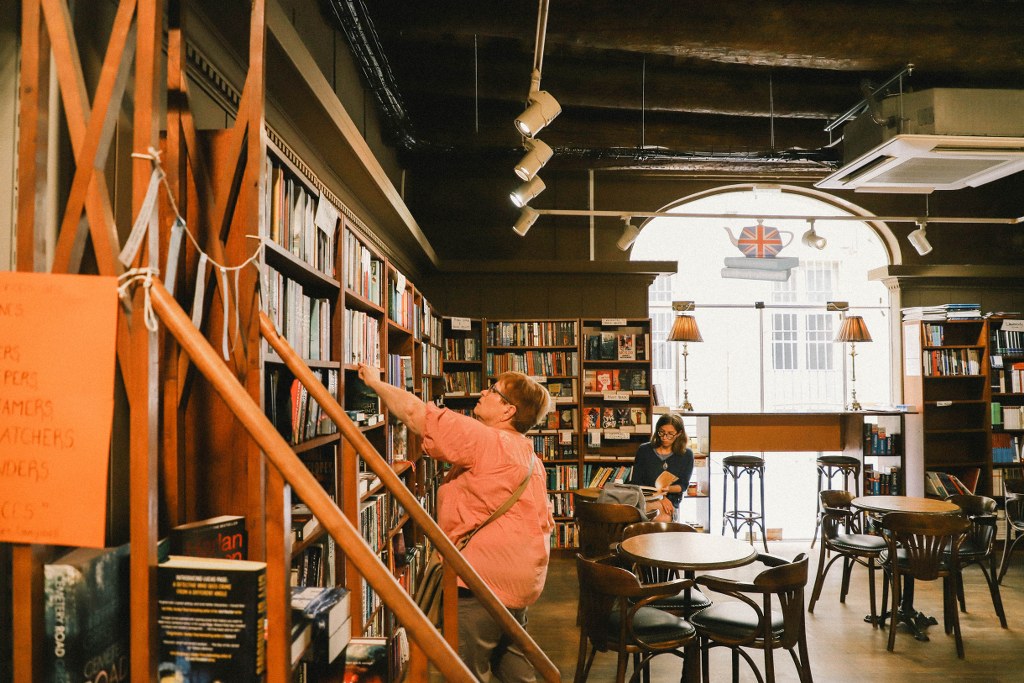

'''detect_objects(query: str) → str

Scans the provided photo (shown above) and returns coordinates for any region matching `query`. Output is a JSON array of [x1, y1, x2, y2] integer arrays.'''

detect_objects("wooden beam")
[[39, 0, 124, 275], [128, 0, 163, 680], [15, 0, 49, 272]]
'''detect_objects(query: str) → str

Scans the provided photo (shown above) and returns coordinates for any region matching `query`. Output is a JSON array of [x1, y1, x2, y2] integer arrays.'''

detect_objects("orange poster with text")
[[0, 272, 118, 547]]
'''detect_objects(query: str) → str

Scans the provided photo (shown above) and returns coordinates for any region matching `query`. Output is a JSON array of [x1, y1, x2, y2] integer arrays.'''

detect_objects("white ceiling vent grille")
[[816, 89, 1024, 193]]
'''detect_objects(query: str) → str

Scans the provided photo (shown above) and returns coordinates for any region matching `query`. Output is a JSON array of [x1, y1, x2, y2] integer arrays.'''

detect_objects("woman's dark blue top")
[[628, 442, 694, 507]]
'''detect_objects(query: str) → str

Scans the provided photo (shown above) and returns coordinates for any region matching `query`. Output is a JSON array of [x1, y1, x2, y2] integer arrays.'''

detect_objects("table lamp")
[[834, 315, 872, 411], [667, 314, 703, 411]]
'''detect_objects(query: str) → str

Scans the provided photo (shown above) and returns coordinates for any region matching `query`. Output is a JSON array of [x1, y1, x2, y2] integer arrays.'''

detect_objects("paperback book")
[[44, 543, 131, 683], [157, 556, 268, 682]]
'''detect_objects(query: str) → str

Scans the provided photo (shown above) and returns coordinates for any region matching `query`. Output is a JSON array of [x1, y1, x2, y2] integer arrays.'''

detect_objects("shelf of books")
[[340, 240, 435, 648], [679, 415, 712, 533], [989, 317, 1024, 501], [902, 316, 992, 497], [580, 318, 653, 496], [859, 414, 905, 495], [486, 319, 581, 548]]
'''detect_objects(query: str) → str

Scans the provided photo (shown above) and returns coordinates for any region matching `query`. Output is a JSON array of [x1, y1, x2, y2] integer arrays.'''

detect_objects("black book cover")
[[44, 543, 131, 683], [158, 556, 267, 682]]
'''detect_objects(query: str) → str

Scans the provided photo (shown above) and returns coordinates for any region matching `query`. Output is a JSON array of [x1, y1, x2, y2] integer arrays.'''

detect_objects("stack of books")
[[720, 256, 798, 282]]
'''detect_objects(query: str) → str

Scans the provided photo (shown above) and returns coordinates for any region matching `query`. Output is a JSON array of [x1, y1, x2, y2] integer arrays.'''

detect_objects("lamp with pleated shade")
[[667, 314, 703, 411], [834, 315, 872, 411]]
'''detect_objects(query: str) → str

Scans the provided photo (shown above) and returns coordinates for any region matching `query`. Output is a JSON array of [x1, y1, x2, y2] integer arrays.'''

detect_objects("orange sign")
[[0, 272, 118, 546]]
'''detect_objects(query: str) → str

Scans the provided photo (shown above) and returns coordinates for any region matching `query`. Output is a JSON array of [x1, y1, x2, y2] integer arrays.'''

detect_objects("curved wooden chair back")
[[574, 554, 695, 683], [881, 512, 970, 581], [947, 494, 997, 555], [818, 489, 855, 509], [692, 553, 812, 682], [819, 489, 859, 537], [574, 500, 647, 559], [620, 521, 698, 583], [621, 521, 698, 540]]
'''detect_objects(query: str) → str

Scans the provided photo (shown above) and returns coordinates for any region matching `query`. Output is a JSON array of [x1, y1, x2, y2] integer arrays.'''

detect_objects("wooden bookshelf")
[[902, 319, 992, 497], [988, 317, 1024, 500]]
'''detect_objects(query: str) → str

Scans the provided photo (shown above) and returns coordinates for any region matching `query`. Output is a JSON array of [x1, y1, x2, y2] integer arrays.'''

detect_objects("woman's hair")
[[496, 371, 552, 433], [649, 413, 689, 455]]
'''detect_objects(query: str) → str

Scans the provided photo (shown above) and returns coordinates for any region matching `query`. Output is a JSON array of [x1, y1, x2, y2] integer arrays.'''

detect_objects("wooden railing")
[[150, 280, 561, 682]]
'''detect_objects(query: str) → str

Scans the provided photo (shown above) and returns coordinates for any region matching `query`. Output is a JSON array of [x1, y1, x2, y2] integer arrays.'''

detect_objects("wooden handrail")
[[258, 310, 562, 683], [147, 281, 477, 682]]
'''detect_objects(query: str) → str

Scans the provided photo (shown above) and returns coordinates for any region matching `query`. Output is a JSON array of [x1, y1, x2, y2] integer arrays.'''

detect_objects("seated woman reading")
[[628, 413, 694, 522]]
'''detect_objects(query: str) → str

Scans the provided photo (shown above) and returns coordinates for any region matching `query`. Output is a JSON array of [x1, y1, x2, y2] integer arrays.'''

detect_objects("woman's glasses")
[[485, 383, 512, 404], [657, 430, 679, 439]]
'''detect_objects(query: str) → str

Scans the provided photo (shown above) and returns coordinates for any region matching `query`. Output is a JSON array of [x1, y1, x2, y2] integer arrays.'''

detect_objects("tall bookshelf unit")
[[486, 319, 582, 549], [261, 140, 345, 606], [437, 318, 655, 549], [902, 319, 992, 496], [580, 319, 654, 510], [679, 414, 712, 532], [987, 317, 1024, 498]]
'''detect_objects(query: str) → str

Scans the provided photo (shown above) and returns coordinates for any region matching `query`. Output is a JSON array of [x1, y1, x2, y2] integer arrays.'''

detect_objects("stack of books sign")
[[902, 304, 981, 321], [943, 303, 982, 319], [720, 256, 798, 282]]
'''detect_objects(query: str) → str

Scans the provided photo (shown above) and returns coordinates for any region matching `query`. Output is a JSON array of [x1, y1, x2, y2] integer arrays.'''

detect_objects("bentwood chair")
[[574, 553, 697, 683], [944, 494, 1007, 628], [617, 522, 713, 617], [879, 512, 971, 658], [807, 490, 886, 625], [998, 478, 1024, 583], [689, 553, 813, 683], [575, 500, 648, 559], [810, 455, 861, 548]]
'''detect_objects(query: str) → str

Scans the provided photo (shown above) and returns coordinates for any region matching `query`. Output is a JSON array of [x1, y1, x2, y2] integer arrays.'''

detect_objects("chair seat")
[[816, 455, 860, 467], [949, 538, 987, 560], [608, 605, 696, 646], [689, 602, 784, 640], [832, 532, 886, 554], [647, 586, 712, 614], [723, 454, 764, 467]]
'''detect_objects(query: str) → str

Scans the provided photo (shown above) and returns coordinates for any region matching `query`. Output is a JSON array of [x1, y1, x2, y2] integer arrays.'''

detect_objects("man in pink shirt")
[[358, 365, 555, 681]]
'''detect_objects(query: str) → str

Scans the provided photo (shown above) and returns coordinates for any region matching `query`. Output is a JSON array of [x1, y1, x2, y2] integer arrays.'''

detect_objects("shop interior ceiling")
[[321, 1, 1024, 261]]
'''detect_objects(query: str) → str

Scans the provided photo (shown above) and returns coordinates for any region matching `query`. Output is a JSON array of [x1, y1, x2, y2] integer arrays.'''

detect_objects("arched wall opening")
[[628, 184, 898, 539]]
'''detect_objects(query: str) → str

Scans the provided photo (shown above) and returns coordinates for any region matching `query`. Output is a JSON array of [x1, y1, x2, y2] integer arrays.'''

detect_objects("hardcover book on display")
[[44, 543, 131, 683], [157, 556, 268, 682], [169, 514, 247, 560]]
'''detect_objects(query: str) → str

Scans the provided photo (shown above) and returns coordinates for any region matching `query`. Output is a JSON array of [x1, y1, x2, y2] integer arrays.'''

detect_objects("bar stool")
[[721, 454, 768, 551], [810, 455, 861, 548]]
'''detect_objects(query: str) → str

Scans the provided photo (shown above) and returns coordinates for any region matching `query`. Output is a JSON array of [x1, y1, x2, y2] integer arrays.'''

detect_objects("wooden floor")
[[522, 541, 1024, 682]]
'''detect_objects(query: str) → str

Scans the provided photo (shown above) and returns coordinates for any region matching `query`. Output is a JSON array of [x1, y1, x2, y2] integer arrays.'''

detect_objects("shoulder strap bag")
[[415, 456, 536, 625]]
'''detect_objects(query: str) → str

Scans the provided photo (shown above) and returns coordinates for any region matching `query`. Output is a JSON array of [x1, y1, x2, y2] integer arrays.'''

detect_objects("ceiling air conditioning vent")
[[816, 89, 1024, 193]]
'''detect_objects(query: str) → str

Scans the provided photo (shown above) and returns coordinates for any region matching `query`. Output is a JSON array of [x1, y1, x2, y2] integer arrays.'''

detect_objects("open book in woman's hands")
[[638, 470, 680, 492]]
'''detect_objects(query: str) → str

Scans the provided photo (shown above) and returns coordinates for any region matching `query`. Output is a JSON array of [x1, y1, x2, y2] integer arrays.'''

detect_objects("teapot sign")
[[724, 221, 793, 258]]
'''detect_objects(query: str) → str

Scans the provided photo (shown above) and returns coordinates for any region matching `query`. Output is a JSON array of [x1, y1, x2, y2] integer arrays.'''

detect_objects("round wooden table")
[[851, 495, 961, 515], [851, 494, 964, 641], [619, 532, 758, 683], [618, 532, 758, 573]]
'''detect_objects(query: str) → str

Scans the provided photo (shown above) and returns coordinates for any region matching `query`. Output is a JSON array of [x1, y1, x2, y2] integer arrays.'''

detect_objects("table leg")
[[681, 570, 699, 683], [868, 576, 938, 640]]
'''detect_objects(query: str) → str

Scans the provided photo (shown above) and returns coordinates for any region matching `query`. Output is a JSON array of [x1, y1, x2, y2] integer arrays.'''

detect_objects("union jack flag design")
[[736, 224, 784, 258]]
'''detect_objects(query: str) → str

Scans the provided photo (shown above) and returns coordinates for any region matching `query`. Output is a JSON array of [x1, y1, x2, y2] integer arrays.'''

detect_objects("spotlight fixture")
[[514, 90, 561, 138], [616, 216, 641, 251], [801, 219, 827, 250], [514, 138, 553, 182], [908, 220, 933, 255], [510, 176, 546, 208], [513, 207, 539, 237]]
